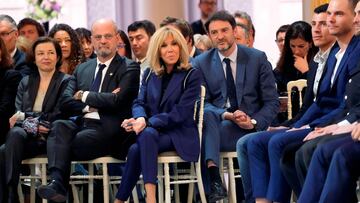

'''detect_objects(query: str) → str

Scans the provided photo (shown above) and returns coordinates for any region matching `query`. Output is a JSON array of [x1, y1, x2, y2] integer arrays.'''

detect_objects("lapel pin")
[[109, 73, 113, 76]]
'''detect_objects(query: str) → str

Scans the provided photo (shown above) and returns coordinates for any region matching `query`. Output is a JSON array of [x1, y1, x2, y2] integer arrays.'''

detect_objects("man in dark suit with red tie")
[[38, 19, 140, 202]]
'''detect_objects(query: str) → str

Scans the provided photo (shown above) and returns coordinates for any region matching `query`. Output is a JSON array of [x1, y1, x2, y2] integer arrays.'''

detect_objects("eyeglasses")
[[201, 1, 217, 6], [118, 43, 126, 48], [275, 38, 285, 43], [0, 30, 15, 38], [93, 34, 114, 41]]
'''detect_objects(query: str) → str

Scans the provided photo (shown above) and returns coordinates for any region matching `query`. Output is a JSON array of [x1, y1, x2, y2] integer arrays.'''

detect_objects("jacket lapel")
[[212, 53, 227, 100], [101, 55, 121, 92], [28, 74, 40, 109], [42, 71, 60, 111], [150, 74, 162, 108], [235, 45, 248, 105], [160, 71, 184, 107]]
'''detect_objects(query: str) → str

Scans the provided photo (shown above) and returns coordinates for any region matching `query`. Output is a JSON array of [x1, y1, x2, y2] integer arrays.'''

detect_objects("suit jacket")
[[15, 70, 69, 122], [13, 49, 32, 76], [193, 45, 279, 131], [294, 36, 360, 128], [132, 68, 201, 161], [191, 19, 207, 35], [281, 60, 318, 127], [61, 54, 140, 135], [0, 68, 22, 143]]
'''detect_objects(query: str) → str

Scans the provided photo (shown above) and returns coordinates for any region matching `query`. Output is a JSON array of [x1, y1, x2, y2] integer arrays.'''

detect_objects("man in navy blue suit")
[[243, 0, 360, 202], [192, 10, 279, 202]]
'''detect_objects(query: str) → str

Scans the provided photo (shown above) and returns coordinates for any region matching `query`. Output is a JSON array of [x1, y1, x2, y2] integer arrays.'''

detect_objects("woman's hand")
[[294, 55, 309, 73], [9, 114, 18, 128], [351, 123, 360, 141], [132, 117, 147, 135], [121, 118, 136, 132]]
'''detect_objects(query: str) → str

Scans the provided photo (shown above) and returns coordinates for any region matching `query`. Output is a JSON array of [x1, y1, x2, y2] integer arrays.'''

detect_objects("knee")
[[247, 134, 264, 154], [49, 120, 73, 139], [138, 127, 159, 144], [236, 134, 252, 153], [203, 110, 218, 121], [126, 143, 140, 160], [6, 127, 27, 145]]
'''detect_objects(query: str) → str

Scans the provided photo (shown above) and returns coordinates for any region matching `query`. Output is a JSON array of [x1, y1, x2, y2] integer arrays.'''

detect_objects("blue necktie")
[[90, 63, 106, 92], [224, 58, 238, 112]]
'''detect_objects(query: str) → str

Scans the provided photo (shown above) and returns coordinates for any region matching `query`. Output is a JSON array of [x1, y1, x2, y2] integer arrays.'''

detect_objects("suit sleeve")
[[0, 70, 21, 117], [132, 69, 151, 119], [192, 57, 227, 119], [251, 54, 280, 131], [142, 69, 201, 130], [60, 72, 87, 116], [84, 62, 140, 112]]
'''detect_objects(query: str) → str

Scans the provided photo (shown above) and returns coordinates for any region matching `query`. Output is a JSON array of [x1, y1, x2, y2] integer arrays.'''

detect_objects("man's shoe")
[[37, 180, 67, 202], [208, 180, 227, 202]]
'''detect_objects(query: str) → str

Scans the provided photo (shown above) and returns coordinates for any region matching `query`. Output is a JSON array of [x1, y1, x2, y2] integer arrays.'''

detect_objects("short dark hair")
[[160, 17, 194, 45], [75, 27, 91, 43], [28, 37, 62, 69], [127, 20, 156, 37], [205, 10, 236, 33], [314, 3, 329, 13], [276, 24, 290, 39], [18, 18, 46, 36]]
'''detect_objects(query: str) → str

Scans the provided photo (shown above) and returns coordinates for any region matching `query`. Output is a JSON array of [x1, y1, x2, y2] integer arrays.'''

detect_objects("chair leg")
[[18, 181, 24, 203], [88, 164, 94, 203], [71, 184, 80, 203], [228, 158, 236, 203], [187, 163, 195, 203], [219, 157, 225, 203], [158, 164, 164, 203], [132, 187, 139, 203], [164, 163, 171, 203], [195, 162, 207, 203], [41, 163, 48, 203], [30, 165, 36, 203], [102, 163, 110, 203], [173, 163, 180, 203]]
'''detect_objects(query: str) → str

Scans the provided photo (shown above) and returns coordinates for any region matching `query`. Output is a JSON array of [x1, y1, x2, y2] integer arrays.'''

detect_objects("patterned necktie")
[[90, 63, 106, 92], [223, 58, 238, 112]]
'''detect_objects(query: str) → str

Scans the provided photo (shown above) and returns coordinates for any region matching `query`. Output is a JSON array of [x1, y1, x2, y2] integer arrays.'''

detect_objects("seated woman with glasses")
[[117, 29, 132, 59], [0, 37, 70, 202], [49, 24, 85, 74], [114, 26, 202, 203]]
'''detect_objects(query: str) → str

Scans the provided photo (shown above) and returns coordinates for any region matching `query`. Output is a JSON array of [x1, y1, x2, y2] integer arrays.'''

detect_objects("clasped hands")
[[225, 110, 254, 130], [121, 117, 146, 135], [303, 123, 357, 141]]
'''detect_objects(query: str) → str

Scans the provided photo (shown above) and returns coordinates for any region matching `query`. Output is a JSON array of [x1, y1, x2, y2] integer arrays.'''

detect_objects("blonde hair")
[[147, 26, 190, 76]]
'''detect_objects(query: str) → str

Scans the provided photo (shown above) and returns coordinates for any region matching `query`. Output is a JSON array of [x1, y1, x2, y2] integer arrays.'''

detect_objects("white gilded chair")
[[287, 79, 307, 119]]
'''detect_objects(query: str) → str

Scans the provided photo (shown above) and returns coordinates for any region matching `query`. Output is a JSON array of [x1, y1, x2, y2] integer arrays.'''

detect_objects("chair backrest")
[[194, 85, 206, 158], [287, 79, 307, 119]]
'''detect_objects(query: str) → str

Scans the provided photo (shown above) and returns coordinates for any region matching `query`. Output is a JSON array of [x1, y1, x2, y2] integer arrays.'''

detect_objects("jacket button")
[[344, 95, 348, 100], [349, 79, 352, 83]]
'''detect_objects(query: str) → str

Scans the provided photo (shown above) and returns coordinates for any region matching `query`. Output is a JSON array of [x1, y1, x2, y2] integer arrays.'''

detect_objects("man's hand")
[[351, 123, 360, 141], [112, 87, 121, 94], [132, 117, 147, 135], [233, 110, 254, 130], [294, 55, 309, 73], [287, 125, 309, 132], [38, 125, 50, 134], [303, 124, 338, 141], [73, 90, 84, 100]]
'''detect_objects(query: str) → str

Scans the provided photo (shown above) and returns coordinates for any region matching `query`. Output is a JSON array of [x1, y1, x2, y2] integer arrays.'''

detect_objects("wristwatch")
[[77, 90, 84, 100], [250, 119, 257, 129]]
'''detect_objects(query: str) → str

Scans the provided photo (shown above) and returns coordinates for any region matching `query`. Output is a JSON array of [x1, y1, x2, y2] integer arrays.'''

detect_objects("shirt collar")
[[313, 45, 332, 64], [218, 45, 238, 63], [10, 48, 17, 58], [97, 55, 115, 68]]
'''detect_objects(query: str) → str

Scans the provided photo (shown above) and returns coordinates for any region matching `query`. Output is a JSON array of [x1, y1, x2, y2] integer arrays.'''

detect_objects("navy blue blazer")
[[192, 45, 279, 131], [294, 36, 360, 128], [132, 67, 202, 162]]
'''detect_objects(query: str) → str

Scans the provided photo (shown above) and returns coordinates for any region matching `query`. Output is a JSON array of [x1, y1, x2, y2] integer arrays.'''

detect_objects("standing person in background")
[[117, 30, 132, 59], [49, 23, 85, 74], [191, 0, 217, 35], [0, 37, 22, 145], [18, 17, 46, 44], [75, 27, 96, 60], [128, 20, 156, 81]]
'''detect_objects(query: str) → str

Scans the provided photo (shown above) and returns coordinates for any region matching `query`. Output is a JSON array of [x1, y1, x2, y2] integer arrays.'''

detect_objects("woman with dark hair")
[[0, 38, 22, 145], [274, 21, 318, 122], [117, 29, 132, 59], [0, 37, 70, 202], [75, 27, 96, 60], [49, 23, 85, 74]]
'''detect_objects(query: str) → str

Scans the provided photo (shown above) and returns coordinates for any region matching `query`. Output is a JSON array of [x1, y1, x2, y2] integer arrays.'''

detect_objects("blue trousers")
[[298, 134, 358, 203], [116, 127, 174, 201], [236, 129, 286, 203], [248, 128, 311, 202]]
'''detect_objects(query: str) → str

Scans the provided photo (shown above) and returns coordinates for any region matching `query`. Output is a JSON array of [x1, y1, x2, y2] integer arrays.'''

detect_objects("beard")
[[96, 48, 112, 58]]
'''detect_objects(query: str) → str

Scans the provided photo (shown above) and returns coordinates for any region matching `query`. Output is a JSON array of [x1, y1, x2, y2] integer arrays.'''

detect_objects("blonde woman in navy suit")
[[114, 26, 202, 203]]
